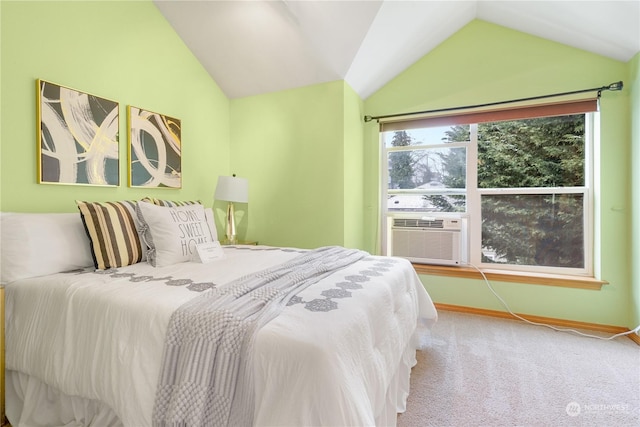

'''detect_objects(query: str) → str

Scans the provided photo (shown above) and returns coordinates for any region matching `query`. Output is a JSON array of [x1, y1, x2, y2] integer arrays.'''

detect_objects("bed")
[[1, 202, 437, 427]]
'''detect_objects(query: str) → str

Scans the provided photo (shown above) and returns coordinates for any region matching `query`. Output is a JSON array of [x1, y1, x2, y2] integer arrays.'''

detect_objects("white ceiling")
[[154, 0, 640, 99]]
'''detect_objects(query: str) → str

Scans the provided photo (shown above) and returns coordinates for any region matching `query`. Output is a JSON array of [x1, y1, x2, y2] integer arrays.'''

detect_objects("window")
[[381, 99, 597, 276]]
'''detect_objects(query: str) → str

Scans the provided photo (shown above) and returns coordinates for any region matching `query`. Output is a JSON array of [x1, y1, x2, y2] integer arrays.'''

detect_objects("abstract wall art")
[[127, 106, 182, 188], [37, 79, 120, 186]]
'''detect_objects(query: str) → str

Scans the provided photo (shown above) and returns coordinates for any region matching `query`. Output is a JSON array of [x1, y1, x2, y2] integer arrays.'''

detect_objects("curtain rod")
[[363, 81, 623, 123]]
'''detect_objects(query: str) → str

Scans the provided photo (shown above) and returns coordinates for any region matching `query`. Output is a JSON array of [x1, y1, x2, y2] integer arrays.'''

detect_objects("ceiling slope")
[[154, 0, 640, 99]]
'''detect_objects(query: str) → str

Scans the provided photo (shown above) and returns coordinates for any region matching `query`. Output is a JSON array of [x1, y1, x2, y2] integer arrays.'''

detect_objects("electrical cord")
[[465, 262, 640, 341]]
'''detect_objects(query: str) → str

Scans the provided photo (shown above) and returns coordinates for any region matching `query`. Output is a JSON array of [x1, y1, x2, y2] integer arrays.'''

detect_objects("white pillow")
[[0, 212, 94, 284], [136, 201, 215, 267]]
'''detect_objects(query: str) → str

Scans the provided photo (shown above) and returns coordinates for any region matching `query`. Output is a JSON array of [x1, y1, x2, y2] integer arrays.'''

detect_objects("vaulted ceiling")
[[154, 1, 640, 99]]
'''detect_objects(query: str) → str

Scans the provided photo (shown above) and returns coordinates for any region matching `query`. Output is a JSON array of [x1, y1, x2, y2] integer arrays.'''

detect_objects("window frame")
[[380, 100, 597, 278]]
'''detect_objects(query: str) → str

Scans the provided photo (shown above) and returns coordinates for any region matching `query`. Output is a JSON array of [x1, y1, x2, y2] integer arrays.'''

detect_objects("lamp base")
[[225, 201, 237, 244]]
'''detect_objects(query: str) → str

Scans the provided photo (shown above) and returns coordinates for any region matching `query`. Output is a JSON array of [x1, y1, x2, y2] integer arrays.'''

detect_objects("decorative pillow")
[[144, 197, 202, 207], [76, 200, 143, 270], [142, 198, 218, 241], [136, 201, 215, 267], [0, 212, 94, 284]]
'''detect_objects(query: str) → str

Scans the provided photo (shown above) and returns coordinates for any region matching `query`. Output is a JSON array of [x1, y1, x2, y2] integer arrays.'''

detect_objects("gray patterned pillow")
[[136, 201, 214, 267]]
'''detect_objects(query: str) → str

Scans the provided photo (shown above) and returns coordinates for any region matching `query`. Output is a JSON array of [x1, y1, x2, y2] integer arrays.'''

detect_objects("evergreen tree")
[[389, 131, 414, 189], [425, 125, 468, 212], [477, 116, 585, 267]]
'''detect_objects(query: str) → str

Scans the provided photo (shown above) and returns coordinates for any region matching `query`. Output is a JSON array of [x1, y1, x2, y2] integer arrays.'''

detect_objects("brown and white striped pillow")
[[144, 198, 202, 207], [76, 200, 143, 269]]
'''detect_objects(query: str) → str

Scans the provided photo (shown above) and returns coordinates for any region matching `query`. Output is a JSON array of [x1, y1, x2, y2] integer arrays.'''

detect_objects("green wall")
[[630, 51, 640, 330], [365, 20, 633, 328], [342, 82, 365, 249], [0, 1, 230, 226], [229, 80, 364, 249]]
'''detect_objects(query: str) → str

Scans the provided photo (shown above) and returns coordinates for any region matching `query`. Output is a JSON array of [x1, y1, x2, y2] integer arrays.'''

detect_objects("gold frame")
[[36, 79, 120, 186], [127, 105, 182, 189]]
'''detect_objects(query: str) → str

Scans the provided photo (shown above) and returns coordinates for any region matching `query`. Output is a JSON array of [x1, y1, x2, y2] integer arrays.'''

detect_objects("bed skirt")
[[6, 370, 123, 426]]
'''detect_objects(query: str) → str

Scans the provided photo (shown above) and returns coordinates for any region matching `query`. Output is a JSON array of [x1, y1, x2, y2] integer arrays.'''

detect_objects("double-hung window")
[[381, 99, 597, 276]]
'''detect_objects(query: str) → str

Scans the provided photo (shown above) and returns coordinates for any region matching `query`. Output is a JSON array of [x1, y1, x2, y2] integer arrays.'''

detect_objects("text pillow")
[[143, 198, 218, 241], [136, 201, 215, 267]]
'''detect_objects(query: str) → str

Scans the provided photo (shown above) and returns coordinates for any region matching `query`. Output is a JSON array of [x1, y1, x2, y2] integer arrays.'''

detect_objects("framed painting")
[[127, 106, 182, 188], [37, 79, 119, 186]]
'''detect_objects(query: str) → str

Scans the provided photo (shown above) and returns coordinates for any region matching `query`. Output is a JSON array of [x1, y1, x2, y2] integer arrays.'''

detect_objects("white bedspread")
[[5, 245, 437, 427]]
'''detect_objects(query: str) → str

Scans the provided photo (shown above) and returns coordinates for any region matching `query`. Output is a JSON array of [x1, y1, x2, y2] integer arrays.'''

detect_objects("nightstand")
[[220, 240, 258, 246]]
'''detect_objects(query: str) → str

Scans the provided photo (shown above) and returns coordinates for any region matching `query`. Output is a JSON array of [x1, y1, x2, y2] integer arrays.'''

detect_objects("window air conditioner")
[[390, 217, 463, 266]]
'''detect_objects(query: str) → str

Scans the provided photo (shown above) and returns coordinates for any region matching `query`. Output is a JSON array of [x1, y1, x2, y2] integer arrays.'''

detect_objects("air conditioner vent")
[[390, 217, 465, 266], [393, 218, 444, 229]]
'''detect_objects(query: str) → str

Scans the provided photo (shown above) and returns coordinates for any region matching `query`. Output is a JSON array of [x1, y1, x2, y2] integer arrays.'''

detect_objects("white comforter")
[[5, 245, 437, 427]]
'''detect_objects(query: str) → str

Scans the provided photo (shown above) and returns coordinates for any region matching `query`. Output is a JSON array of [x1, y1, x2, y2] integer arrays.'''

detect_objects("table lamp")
[[214, 174, 249, 244]]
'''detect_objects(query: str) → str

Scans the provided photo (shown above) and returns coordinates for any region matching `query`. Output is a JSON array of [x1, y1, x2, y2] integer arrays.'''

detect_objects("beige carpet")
[[398, 310, 640, 427]]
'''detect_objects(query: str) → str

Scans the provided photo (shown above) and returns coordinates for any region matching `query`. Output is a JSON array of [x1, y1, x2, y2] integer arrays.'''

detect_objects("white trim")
[[468, 124, 481, 266], [379, 132, 389, 256], [385, 141, 470, 152]]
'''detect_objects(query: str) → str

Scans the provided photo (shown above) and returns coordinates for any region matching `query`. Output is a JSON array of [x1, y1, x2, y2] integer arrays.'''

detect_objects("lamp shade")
[[214, 175, 248, 203]]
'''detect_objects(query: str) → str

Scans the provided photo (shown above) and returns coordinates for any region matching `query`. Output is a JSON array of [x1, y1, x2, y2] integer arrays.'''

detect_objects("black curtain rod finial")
[[608, 81, 623, 91], [364, 115, 373, 122]]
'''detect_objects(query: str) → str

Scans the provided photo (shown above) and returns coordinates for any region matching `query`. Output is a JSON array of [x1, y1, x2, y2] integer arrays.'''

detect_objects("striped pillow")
[[144, 198, 202, 207], [76, 200, 143, 269]]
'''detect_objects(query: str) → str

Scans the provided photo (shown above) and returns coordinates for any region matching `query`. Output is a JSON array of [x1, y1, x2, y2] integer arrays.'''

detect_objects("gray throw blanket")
[[152, 246, 369, 427]]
